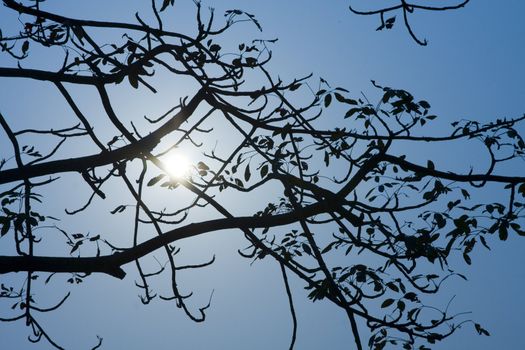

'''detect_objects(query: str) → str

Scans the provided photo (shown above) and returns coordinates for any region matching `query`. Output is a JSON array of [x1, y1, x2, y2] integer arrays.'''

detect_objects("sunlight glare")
[[161, 152, 191, 178]]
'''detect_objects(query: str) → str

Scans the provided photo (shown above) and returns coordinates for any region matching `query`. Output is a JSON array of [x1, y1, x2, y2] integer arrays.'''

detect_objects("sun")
[[161, 152, 191, 178]]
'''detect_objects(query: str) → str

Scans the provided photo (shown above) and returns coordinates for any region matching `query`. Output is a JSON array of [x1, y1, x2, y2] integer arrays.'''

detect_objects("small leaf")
[[434, 213, 446, 229], [499, 225, 508, 241], [386, 282, 399, 292], [385, 16, 396, 25], [160, 0, 174, 12], [463, 253, 472, 265], [404, 292, 418, 302], [110, 205, 126, 214], [511, 223, 525, 236], [419, 100, 430, 109], [197, 161, 210, 170], [334, 92, 345, 103], [475, 323, 491, 336], [44, 273, 55, 284], [518, 183, 525, 197], [209, 44, 221, 52], [70, 241, 82, 254], [289, 83, 301, 91], [89, 234, 100, 241], [381, 298, 394, 308], [260, 164, 269, 178], [244, 164, 251, 182], [479, 235, 491, 250], [22, 40, 29, 54], [321, 242, 334, 254], [397, 300, 406, 312], [245, 57, 257, 66], [128, 72, 138, 89], [324, 94, 332, 108], [345, 108, 360, 119], [147, 174, 166, 187], [1, 221, 10, 236], [302, 243, 312, 256]]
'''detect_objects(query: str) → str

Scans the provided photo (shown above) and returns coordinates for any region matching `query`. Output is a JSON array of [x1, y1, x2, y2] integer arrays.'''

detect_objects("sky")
[[0, 0, 524, 349]]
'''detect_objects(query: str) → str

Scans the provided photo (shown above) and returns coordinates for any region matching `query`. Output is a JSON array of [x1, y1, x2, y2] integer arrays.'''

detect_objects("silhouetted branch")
[[349, 0, 471, 45]]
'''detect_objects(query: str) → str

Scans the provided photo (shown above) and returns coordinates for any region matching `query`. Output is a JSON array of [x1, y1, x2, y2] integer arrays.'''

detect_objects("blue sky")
[[0, 0, 524, 349]]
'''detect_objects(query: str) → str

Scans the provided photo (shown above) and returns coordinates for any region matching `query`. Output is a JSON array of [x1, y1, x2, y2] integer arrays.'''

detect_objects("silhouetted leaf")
[[499, 224, 508, 241], [518, 183, 525, 197], [110, 205, 126, 214], [0, 219, 10, 236], [386, 282, 399, 292], [397, 300, 405, 312], [404, 292, 418, 302], [479, 235, 490, 250], [128, 72, 138, 89], [289, 83, 301, 91], [386, 16, 396, 25], [147, 174, 166, 187], [475, 323, 491, 336], [260, 164, 269, 178], [21, 40, 29, 54], [160, 0, 175, 12], [434, 213, 446, 228], [244, 164, 251, 181], [419, 100, 430, 109], [381, 298, 394, 308], [70, 241, 82, 254], [345, 108, 360, 118], [302, 243, 312, 256], [511, 223, 525, 236], [245, 57, 257, 66], [209, 44, 221, 52], [324, 94, 332, 108], [197, 161, 209, 171]]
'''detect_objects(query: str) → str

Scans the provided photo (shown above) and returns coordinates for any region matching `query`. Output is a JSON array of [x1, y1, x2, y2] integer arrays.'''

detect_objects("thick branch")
[[0, 200, 329, 278], [0, 67, 110, 85], [0, 89, 206, 184]]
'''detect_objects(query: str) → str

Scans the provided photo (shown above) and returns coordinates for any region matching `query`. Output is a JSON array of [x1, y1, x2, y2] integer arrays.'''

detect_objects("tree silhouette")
[[0, 1, 524, 349]]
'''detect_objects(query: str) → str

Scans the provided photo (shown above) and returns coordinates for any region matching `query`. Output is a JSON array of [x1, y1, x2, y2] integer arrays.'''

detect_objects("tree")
[[0, 0, 524, 349]]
